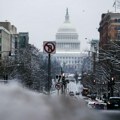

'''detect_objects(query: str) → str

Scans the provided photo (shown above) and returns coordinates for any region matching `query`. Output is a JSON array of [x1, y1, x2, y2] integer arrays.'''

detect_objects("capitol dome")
[[55, 8, 80, 52], [58, 22, 77, 33], [54, 8, 81, 74], [57, 9, 77, 33]]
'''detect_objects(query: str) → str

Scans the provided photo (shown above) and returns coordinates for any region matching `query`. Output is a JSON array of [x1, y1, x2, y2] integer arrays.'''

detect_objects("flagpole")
[[113, 0, 117, 12], [115, 0, 117, 12]]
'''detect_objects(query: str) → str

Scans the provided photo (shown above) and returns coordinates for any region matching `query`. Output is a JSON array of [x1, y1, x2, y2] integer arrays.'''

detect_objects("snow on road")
[[67, 81, 83, 95]]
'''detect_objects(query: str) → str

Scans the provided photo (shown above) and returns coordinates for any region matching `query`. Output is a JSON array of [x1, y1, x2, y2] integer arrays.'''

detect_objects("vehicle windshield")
[[110, 99, 120, 103]]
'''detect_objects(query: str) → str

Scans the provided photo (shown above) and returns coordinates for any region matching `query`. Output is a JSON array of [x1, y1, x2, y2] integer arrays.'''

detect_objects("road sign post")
[[55, 82, 62, 96], [48, 53, 51, 94], [43, 41, 56, 95]]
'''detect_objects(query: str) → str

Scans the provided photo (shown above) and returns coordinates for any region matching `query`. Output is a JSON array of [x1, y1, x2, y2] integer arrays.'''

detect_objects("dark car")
[[76, 92, 80, 95], [107, 97, 120, 110], [69, 91, 74, 96], [95, 102, 107, 110]]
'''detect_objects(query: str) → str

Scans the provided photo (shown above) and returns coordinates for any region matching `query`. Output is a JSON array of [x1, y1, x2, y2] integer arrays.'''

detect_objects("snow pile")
[[67, 81, 83, 95], [67, 81, 78, 93], [76, 81, 84, 93], [0, 83, 51, 120], [0, 83, 108, 120]]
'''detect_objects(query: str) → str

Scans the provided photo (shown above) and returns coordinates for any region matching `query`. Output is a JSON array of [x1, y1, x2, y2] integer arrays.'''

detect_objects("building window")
[[117, 34, 120, 39], [117, 19, 120, 23], [0, 46, 1, 51], [0, 30, 1, 33], [0, 38, 1, 44], [115, 19, 120, 23], [115, 26, 120, 30]]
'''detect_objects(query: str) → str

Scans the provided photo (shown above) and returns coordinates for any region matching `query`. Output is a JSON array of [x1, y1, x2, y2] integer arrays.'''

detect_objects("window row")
[[57, 44, 80, 49], [57, 56, 81, 59], [114, 19, 120, 23], [60, 61, 81, 64], [115, 26, 120, 30], [64, 65, 79, 69], [56, 35, 78, 39]]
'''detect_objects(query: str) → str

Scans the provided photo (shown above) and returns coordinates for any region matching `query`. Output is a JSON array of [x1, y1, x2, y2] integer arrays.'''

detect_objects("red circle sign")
[[44, 42, 56, 54], [55, 83, 61, 90]]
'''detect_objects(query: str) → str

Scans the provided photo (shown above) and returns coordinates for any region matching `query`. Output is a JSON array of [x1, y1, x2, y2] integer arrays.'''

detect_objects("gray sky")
[[1, 0, 115, 51]]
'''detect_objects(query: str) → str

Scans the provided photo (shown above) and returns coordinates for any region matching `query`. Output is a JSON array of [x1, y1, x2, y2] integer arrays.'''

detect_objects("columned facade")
[[54, 9, 83, 73]]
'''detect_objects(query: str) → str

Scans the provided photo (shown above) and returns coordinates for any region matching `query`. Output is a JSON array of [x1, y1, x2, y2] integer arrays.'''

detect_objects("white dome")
[[57, 8, 77, 33], [58, 21, 77, 33]]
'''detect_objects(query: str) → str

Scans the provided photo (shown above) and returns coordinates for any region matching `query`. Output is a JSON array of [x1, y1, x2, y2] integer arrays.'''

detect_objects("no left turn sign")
[[43, 41, 56, 54]]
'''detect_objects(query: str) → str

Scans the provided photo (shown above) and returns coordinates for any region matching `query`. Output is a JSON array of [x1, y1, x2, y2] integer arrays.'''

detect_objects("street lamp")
[[108, 76, 115, 98]]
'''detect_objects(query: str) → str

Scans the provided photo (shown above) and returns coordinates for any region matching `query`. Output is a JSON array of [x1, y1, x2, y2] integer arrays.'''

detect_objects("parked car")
[[76, 92, 80, 95], [87, 101, 96, 109], [69, 91, 74, 96], [107, 97, 120, 110], [87, 100, 106, 110], [94, 102, 107, 110]]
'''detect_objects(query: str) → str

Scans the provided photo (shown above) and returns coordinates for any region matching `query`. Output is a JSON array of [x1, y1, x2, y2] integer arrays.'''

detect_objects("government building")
[[54, 9, 85, 73]]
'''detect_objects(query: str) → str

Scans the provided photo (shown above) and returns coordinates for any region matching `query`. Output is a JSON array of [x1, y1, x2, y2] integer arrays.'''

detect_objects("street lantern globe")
[[111, 77, 114, 81]]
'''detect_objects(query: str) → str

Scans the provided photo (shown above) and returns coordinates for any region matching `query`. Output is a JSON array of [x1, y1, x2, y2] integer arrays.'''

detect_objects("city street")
[[1, 0, 120, 120]]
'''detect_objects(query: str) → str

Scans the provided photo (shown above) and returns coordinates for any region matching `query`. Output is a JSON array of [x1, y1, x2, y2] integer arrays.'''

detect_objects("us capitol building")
[[54, 9, 85, 73]]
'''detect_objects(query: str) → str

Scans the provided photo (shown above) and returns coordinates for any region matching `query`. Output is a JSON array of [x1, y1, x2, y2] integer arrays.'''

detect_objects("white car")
[[87, 101, 97, 109], [87, 100, 106, 110]]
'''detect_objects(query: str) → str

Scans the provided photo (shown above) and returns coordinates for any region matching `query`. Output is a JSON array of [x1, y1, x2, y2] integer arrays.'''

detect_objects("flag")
[[117, 0, 120, 8], [113, 1, 116, 7], [113, 0, 120, 9]]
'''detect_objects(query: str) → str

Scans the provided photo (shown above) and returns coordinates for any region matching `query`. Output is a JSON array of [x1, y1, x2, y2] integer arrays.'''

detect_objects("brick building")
[[98, 12, 120, 48]]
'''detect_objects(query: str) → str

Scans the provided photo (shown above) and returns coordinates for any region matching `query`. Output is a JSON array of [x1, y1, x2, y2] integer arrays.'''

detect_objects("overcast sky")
[[1, 0, 116, 51]]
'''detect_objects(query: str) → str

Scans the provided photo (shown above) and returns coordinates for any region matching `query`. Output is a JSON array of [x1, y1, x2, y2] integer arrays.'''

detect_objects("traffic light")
[[56, 75, 59, 79], [59, 75, 61, 80]]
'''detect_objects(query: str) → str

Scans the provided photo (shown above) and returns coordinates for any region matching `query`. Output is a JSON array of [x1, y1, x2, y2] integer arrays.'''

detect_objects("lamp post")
[[108, 76, 115, 98]]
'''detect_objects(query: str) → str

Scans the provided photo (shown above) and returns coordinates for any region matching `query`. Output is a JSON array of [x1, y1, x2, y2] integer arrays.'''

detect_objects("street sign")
[[55, 83, 62, 90], [43, 41, 56, 54]]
